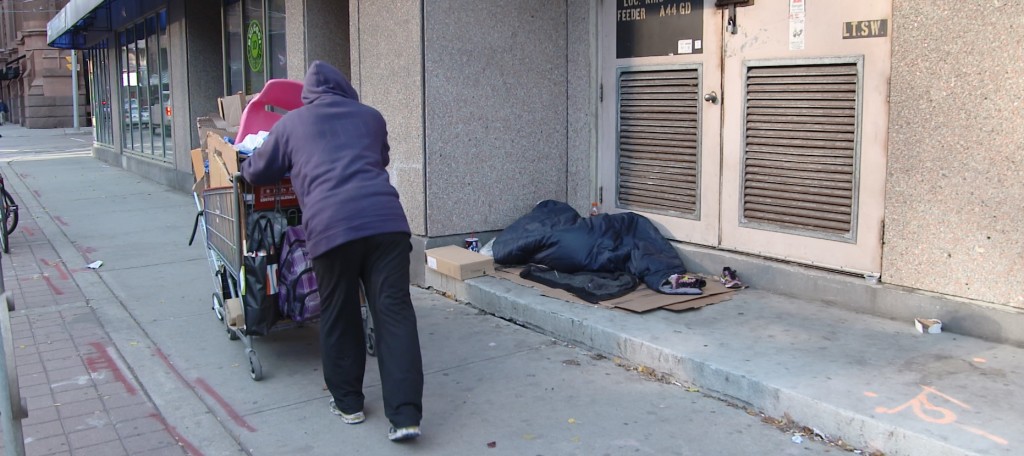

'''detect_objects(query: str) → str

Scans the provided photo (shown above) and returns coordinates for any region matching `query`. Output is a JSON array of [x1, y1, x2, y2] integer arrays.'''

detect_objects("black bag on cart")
[[241, 211, 288, 336]]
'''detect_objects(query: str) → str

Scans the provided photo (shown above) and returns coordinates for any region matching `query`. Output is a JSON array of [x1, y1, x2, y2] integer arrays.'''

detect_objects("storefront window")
[[224, 0, 286, 95], [118, 9, 174, 162], [225, 0, 243, 94], [119, 27, 136, 153], [86, 43, 114, 146], [244, 2, 266, 93], [267, 0, 286, 80], [157, 10, 174, 152]]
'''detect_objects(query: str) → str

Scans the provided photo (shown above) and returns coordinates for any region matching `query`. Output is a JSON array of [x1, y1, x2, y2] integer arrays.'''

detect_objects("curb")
[[464, 276, 983, 456]]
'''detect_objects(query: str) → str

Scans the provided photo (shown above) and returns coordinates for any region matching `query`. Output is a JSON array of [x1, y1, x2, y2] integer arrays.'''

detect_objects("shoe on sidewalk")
[[329, 399, 365, 424], [721, 267, 744, 289], [388, 425, 421, 442]]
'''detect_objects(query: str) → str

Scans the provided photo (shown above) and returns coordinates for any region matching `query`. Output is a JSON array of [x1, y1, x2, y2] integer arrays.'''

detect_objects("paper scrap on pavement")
[[87, 260, 103, 269]]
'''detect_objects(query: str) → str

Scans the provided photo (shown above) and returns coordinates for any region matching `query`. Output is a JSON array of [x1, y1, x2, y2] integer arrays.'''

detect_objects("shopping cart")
[[190, 79, 375, 381]]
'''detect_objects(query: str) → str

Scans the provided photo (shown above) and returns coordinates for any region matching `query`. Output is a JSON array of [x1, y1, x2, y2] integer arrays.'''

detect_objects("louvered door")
[[616, 68, 701, 218], [719, 0, 891, 274], [598, 1, 723, 248], [741, 63, 858, 240], [599, 0, 888, 274]]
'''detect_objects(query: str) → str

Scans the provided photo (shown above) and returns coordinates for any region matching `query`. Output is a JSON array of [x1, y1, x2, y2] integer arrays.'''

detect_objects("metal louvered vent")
[[616, 68, 700, 218], [742, 63, 859, 238]]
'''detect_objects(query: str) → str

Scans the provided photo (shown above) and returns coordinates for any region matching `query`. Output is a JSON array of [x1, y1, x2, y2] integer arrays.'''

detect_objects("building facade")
[[2, 0, 85, 128], [47, 1, 1024, 337]]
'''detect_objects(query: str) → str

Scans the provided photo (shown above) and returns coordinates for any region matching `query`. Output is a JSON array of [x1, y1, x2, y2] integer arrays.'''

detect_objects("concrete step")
[[453, 275, 1023, 456]]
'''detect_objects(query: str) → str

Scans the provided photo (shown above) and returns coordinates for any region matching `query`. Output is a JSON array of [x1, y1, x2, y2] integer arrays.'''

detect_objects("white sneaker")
[[388, 425, 421, 442], [329, 399, 365, 424]]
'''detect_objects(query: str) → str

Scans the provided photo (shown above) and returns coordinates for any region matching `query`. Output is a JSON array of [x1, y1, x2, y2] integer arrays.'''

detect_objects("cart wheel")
[[361, 304, 376, 357], [226, 323, 240, 341], [213, 293, 239, 340], [365, 329, 376, 357], [247, 348, 263, 381], [212, 293, 225, 321]]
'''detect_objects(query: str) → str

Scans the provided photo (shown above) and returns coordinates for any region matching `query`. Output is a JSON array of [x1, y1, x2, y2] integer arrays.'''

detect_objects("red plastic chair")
[[234, 79, 304, 144]]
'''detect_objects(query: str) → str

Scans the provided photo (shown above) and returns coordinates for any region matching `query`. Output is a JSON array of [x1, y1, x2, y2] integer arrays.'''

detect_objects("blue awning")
[[47, 0, 111, 49]]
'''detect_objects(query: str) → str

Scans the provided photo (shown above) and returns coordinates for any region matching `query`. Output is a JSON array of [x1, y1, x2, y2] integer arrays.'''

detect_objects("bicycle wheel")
[[0, 205, 7, 254], [1, 187, 17, 254], [2, 187, 17, 234]]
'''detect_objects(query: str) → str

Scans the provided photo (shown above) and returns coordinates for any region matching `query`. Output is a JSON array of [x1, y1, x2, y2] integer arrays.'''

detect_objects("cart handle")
[[188, 210, 203, 246]]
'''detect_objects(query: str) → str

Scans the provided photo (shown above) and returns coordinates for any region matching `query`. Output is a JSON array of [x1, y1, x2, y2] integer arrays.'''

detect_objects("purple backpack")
[[278, 226, 321, 322]]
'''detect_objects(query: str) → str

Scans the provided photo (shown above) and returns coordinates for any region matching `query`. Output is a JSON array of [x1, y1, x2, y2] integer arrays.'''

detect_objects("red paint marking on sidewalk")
[[84, 342, 138, 396], [40, 259, 71, 280], [153, 348, 192, 386], [55, 262, 72, 280], [54, 216, 70, 227], [21, 226, 34, 236], [41, 274, 64, 295], [148, 412, 204, 456], [154, 349, 257, 433], [32, 190, 42, 198], [195, 378, 257, 432], [77, 245, 97, 263]]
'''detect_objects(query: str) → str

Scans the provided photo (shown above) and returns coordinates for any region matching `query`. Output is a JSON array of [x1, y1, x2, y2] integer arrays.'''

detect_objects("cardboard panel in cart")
[[208, 153, 232, 189], [206, 132, 239, 175], [218, 92, 251, 128]]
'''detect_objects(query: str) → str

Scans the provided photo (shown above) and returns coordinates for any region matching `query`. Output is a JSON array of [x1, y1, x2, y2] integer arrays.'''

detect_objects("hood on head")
[[301, 60, 359, 105]]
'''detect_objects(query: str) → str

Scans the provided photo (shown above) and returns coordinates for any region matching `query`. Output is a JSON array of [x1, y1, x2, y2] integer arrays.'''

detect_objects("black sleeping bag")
[[493, 200, 687, 293]]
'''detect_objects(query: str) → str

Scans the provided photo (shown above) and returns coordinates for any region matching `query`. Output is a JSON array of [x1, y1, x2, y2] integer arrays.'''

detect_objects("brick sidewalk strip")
[[0, 171, 190, 456]]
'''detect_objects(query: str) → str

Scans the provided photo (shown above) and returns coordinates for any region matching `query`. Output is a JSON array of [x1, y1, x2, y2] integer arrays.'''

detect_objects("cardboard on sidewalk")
[[494, 266, 736, 313]]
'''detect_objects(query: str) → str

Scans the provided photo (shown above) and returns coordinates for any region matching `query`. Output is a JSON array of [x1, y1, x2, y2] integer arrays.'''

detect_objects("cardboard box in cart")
[[425, 245, 494, 280]]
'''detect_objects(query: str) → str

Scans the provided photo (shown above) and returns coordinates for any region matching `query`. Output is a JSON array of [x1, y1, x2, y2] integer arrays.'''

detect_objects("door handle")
[[704, 91, 719, 104]]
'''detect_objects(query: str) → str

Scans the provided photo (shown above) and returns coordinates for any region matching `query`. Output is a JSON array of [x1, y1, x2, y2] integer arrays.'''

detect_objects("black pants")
[[312, 232, 423, 428]]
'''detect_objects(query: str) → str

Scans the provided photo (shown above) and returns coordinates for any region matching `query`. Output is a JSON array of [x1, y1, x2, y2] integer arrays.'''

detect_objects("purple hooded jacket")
[[241, 61, 410, 258]]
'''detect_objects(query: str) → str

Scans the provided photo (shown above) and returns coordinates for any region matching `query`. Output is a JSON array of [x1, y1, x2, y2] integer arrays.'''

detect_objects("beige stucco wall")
[[884, 1, 1024, 307], [350, 0, 427, 235], [422, 0, 569, 237]]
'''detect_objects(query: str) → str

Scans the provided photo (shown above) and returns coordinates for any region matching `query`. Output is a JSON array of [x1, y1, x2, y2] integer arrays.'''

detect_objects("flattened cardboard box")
[[425, 245, 494, 280], [494, 267, 735, 313], [206, 132, 239, 175]]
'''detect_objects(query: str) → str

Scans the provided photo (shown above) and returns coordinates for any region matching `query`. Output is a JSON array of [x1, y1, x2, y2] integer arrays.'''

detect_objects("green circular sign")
[[246, 20, 264, 73]]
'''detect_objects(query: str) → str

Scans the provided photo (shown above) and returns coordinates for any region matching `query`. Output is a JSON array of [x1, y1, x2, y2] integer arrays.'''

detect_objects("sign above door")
[[616, 1, 705, 58]]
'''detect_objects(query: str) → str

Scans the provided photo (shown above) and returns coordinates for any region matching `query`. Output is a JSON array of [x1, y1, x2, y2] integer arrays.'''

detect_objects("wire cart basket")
[[189, 79, 374, 381]]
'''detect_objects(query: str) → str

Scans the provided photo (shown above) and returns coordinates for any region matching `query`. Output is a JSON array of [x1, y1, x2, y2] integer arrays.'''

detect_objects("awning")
[[47, 0, 111, 49]]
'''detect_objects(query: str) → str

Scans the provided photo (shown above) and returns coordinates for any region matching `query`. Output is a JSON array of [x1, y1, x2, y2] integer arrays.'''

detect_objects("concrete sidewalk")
[[0, 133, 852, 455], [0, 131, 1021, 455]]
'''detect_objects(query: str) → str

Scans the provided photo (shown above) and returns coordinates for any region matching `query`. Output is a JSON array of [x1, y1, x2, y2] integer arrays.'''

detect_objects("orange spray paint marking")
[[959, 424, 1009, 445], [863, 392, 878, 397], [874, 385, 968, 424], [873, 385, 1010, 446], [972, 358, 986, 363]]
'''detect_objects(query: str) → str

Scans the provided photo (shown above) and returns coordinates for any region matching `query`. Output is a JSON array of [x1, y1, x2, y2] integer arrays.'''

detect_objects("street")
[[0, 129, 843, 455]]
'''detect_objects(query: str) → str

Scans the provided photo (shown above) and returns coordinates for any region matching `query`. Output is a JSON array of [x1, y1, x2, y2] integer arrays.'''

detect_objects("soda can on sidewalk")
[[465, 237, 480, 252]]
